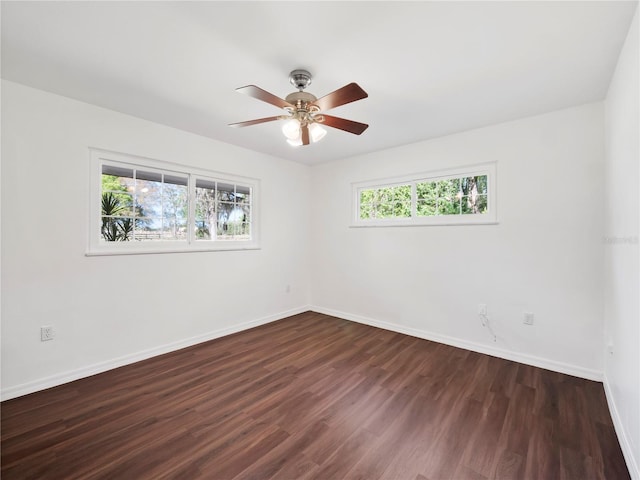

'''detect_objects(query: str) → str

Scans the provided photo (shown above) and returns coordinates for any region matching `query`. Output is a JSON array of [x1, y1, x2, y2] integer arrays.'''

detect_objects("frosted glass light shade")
[[282, 119, 301, 140], [309, 123, 327, 143]]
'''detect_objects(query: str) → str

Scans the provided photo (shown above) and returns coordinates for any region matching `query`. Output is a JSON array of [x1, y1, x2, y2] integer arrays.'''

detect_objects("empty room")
[[1, 1, 638, 479]]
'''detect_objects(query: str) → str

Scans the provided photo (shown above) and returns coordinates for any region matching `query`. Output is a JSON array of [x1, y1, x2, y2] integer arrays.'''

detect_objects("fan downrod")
[[289, 69, 312, 91]]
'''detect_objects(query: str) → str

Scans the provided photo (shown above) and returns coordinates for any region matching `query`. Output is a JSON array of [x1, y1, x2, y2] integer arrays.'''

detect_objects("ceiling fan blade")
[[313, 83, 368, 111], [229, 116, 281, 128], [320, 115, 369, 135], [236, 85, 294, 109], [301, 124, 310, 145]]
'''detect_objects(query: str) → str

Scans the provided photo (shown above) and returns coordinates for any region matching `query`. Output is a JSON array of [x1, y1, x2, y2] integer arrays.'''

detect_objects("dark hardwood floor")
[[1, 312, 630, 479]]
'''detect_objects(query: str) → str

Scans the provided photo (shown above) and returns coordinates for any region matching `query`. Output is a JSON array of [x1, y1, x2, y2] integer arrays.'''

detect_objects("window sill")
[[349, 220, 499, 228], [86, 243, 261, 256]]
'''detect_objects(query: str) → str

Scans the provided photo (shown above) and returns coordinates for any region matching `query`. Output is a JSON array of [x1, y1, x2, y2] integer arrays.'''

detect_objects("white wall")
[[310, 102, 605, 379], [604, 7, 639, 479], [1, 80, 311, 399]]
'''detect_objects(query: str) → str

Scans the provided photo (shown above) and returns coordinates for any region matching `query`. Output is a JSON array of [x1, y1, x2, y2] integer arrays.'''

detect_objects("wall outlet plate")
[[523, 312, 534, 325], [41, 326, 54, 341]]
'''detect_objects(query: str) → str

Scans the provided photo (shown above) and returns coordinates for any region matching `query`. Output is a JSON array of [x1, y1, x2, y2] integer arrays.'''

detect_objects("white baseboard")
[[2, 304, 603, 399], [310, 305, 603, 381], [1, 306, 311, 401], [603, 374, 639, 480]]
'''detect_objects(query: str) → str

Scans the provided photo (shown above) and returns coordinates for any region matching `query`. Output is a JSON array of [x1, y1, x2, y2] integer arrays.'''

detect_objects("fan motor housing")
[[285, 91, 317, 105]]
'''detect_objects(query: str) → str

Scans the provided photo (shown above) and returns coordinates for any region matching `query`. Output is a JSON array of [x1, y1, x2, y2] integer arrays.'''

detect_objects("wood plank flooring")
[[1, 312, 630, 479]]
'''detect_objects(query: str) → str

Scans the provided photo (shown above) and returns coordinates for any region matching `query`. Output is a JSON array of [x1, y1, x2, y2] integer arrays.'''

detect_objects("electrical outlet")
[[523, 312, 534, 325], [478, 304, 487, 316], [41, 326, 54, 341], [285, 284, 291, 293]]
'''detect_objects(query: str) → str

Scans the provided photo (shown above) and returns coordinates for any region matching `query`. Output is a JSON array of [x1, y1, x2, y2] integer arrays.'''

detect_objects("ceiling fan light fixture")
[[309, 123, 327, 143], [282, 118, 301, 140], [230, 71, 368, 147]]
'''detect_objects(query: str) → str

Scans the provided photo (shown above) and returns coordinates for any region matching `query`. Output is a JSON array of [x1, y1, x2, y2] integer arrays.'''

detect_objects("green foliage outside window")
[[101, 175, 134, 241], [360, 184, 411, 220], [359, 175, 488, 221], [100, 172, 188, 242], [417, 175, 487, 216]]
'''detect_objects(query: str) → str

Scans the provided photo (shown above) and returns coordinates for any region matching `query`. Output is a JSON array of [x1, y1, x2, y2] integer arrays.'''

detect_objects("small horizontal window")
[[89, 149, 260, 255], [352, 163, 496, 227], [359, 184, 412, 220]]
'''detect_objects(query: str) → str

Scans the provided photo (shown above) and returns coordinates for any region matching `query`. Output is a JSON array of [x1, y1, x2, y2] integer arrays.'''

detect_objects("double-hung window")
[[89, 149, 259, 254], [353, 163, 496, 226]]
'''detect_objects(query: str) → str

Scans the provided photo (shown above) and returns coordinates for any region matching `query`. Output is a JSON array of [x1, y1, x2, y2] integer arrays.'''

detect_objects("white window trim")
[[88, 148, 260, 255], [351, 162, 497, 227]]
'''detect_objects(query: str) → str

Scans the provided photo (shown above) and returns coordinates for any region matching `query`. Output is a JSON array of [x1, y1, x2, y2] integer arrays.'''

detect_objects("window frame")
[[351, 163, 497, 227], [88, 148, 260, 255]]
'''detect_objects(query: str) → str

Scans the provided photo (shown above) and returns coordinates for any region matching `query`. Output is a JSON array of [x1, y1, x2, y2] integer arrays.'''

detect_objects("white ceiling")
[[2, 1, 637, 165]]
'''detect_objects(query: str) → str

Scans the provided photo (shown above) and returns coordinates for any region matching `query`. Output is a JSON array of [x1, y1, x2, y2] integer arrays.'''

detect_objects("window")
[[194, 179, 251, 241], [89, 149, 259, 254], [359, 184, 412, 220], [353, 163, 496, 226], [415, 175, 488, 217]]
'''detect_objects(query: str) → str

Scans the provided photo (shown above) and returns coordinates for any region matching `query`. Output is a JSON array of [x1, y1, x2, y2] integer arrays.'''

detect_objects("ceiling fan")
[[229, 69, 368, 146]]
